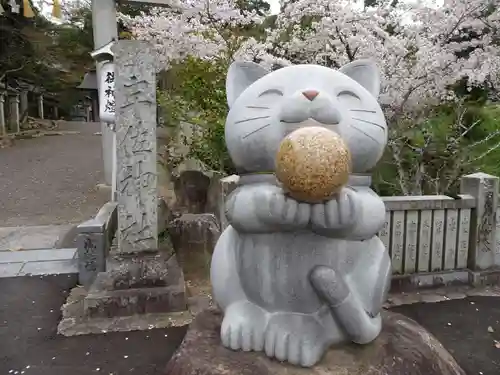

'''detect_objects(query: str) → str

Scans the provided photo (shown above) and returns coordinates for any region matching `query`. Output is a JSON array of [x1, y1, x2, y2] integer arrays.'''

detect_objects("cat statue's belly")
[[238, 231, 349, 314]]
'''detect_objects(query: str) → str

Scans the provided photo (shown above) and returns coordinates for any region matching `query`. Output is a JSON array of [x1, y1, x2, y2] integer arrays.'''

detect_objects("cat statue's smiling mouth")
[[279, 104, 342, 126], [281, 118, 340, 134]]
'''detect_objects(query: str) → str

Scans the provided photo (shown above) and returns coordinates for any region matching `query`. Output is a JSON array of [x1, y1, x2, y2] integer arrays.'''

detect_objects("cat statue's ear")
[[226, 61, 269, 108], [339, 59, 381, 98]]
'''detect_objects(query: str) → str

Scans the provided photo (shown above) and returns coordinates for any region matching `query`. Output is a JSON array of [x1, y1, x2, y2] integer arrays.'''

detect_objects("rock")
[[169, 213, 220, 283], [165, 309, 465, 375], [0, 136, 14, 148], [169, 170, 211, 214], [158, 197, 173, 234]]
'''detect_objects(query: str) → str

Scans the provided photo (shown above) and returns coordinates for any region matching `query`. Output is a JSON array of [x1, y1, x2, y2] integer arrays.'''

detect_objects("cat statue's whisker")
[[350, 109, 377, 113], [246, 105, 271, 109], [351, 117, 386, 131], [242, 123, 272, 139], [235, 115, 271, 124], [351, 124, 380, 143]]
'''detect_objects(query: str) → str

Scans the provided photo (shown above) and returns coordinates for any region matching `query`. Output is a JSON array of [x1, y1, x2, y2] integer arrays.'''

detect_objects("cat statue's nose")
[[302, 90, 320, 101]]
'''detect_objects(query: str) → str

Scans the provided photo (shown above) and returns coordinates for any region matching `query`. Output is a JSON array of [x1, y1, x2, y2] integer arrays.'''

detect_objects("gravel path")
[[0, 122, 109, 226]]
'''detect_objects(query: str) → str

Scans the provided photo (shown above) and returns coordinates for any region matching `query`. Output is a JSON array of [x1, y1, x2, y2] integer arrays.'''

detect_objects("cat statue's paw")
[[253, 186, 310, 229], [311, 188, 359, 231], [264, 313, 329, 367], [221, 300, 268, 352]]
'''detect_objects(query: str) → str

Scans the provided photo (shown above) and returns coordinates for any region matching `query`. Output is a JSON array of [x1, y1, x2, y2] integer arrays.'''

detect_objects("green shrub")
[[158, 58, 500, 196], [373, 103, 500, 196], [157, 57, 235, 174]]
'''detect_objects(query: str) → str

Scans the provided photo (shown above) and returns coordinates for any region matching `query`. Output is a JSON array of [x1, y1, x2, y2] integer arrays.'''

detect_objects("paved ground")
[[0, 275, 187, 375], [392, 296, 500, 375], [0, 122, 109, 226], [1, 273, 499, 374]]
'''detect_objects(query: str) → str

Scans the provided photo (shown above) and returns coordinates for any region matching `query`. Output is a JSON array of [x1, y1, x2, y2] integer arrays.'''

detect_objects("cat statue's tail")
[[309, 265, 382, 344]]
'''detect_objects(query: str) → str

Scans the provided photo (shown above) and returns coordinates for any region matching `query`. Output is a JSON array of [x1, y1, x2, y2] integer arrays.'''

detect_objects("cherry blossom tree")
[[125, 0, 280, 174], [264, 0, 500, 194], [125, 0, 267, 70], [266, 0, 499, 115], [129, 0, 500, 195]]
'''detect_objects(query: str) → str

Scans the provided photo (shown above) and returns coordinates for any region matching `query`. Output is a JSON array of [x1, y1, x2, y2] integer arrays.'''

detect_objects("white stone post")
[[37, 94, 44, 119], [92, 0, 118, 187], [86, 105, 91, 122], [9, 95, 20, 133], [0, 94, 5, 136], [460, 172, 500, 270], [92, 42, 117, 202], [20, 90, 28, 117], [111, 130, 117, 201]]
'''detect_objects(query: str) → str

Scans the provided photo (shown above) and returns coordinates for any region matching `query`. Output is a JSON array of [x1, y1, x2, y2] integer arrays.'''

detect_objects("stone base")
[[58, 284, 211, 336], [84, 250, 187, 318], [165, 309, 465, 375], [58, 250, 196, 336], [390, 267, 500, 292]]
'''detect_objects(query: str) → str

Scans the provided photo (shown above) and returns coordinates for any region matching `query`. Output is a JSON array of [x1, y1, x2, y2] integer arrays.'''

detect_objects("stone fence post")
[[460, 172, 500, 270], [37, 94, 44, 119], [0, 94, 5, 136], [8, 95, 20, 133], [20, 90, 28, 118], [76, 202, 118, 288], [213, 175, 239, 231]]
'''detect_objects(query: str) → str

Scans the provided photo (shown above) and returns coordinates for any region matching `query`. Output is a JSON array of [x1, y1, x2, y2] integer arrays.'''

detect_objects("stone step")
[[0, 247, 77, 278], [0, 225, 74, 251]]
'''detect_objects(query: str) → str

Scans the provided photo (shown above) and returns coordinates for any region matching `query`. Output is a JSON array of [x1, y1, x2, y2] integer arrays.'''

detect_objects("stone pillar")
[[37, 94, 44, 119], [76, 42, 186, 323], [460, 172, 500, 270], [53, 105, 59, 119], [114, 40, 158, 253], [19, 90, 28, 117], [86, 106, 91, 122], [0, 94, 5, 136], [90, 92, 99, 122], [8, 95, 20, 133]]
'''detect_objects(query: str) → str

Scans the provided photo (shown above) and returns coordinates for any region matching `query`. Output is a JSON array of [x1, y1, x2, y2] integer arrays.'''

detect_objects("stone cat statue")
[[210, 60, 392, 368]]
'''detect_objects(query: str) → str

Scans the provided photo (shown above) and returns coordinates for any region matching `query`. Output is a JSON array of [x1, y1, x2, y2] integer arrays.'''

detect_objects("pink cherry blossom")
[[127, 0, 499, 118]]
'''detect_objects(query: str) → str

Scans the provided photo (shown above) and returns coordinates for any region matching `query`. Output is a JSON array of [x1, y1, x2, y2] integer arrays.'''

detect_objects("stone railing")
[[378, 195, 475, 275], [384, 172, 500, 288], [214, 172, 500, 289]]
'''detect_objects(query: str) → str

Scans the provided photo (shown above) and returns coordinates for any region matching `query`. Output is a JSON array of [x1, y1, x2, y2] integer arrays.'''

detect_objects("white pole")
[[111, 128, 117, 201], [91, 0, 118, 187]]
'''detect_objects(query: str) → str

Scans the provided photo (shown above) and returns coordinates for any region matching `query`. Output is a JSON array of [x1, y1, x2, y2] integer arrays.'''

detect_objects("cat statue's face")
[[225, 60, 388, 174]]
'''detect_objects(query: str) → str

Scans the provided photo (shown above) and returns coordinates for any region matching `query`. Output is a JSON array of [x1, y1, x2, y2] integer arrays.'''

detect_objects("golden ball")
[[275, 126, 351, 203]]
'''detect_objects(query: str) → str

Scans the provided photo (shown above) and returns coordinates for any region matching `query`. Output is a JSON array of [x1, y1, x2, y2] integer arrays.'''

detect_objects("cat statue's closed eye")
[[210, 60, 392, 368]]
